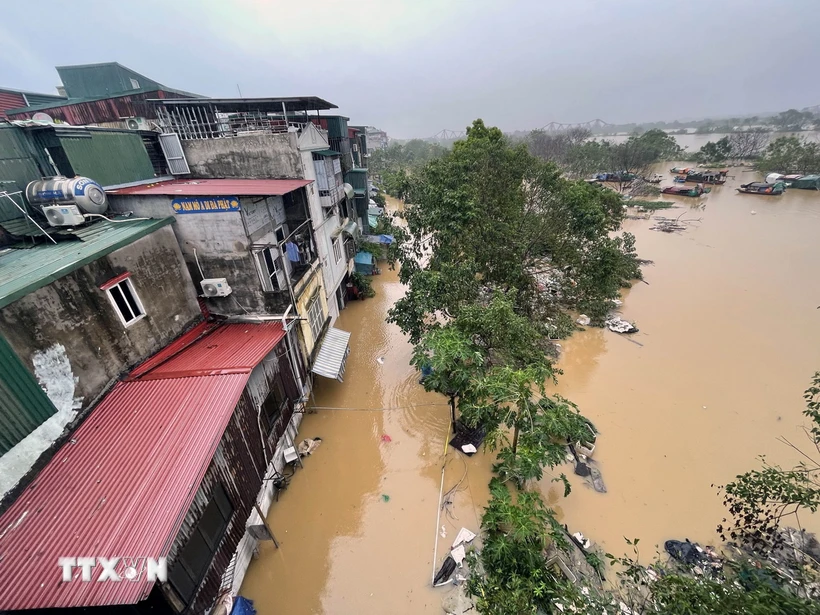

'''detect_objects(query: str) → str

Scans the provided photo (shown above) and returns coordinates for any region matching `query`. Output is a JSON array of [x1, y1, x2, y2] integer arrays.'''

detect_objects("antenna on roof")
[[236, 84, 243, 97]]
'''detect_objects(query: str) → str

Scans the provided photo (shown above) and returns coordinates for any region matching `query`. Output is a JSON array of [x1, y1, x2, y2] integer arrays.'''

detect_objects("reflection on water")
[[241, 175, 820, 612]]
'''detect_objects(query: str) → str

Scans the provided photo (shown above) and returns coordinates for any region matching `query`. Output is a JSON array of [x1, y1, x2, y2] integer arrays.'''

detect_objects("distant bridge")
[[539, 119, 612, 132], [425, 120, 613, 141], [427, 129, 466, 141]]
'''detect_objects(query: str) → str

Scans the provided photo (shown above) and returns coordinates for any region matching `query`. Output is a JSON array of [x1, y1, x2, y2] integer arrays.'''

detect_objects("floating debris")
[[297, 437, 323, 457], [606, 316, 638, 334], [650, 215, 702, 233], [576, 314, 591, 326]]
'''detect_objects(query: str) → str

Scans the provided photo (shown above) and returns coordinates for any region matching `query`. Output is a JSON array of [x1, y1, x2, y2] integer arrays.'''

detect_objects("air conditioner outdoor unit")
[[200, 278, 232, 297], [125, 117, 150, 131], [42, 204, 86, 227]]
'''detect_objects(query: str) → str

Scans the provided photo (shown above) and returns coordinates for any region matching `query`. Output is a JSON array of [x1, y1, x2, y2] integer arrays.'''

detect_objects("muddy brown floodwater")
[[242, 180, 820, 613], [543, 166, 820, 556], [240, 205, 492, 614]]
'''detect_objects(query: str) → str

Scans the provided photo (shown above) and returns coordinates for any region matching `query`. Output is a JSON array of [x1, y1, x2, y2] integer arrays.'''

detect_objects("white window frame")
[[332, 236, 342, 263], [105, 278, 146, 327], [307, 294, 324, 340], [257, 247, 285, 292]]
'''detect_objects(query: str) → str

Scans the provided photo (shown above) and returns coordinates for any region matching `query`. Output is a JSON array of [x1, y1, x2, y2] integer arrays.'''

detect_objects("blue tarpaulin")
[[354, 251, 375, 275], [362, 234, 394, 245], [231, 597, 257, 615]]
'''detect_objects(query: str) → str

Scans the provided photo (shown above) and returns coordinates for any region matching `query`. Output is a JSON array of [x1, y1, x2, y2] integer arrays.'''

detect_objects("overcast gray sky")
[[1, 0, 818, 139]]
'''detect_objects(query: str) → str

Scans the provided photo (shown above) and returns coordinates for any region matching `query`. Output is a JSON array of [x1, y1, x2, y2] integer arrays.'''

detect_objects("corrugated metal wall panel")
[[22, 93, 66, 107], [0, 333, 56, 454], [162, 391, 267, 614], [0, 126, 53, 221], [6, 90, 189, 124], [0, 92, 26, 119], [325, 116, 348, 139], [58, 131, 156, 187], [344, 169, 368, 192]]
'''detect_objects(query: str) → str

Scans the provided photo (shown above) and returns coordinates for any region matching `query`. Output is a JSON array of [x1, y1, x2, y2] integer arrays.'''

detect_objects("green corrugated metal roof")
[[0, 217, 174, 309], [0, 126, 52, 221], [58, 131, 156, 187], [56, 62, 165, 99], [313, 149, 341, 157], [0, 333, 56, 454]]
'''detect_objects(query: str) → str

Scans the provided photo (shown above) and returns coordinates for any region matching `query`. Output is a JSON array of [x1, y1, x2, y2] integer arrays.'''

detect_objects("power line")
[[301, 403, 449, 413]]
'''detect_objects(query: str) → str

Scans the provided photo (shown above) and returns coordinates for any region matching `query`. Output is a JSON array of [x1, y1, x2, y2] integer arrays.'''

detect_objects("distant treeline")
[[369, 139, 450, 199]]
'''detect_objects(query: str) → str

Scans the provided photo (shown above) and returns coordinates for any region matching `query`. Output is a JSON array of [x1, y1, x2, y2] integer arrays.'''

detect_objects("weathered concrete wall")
[[109, 194, 292, 316], [0, 226, 202, 409], [295, 267, 329, 359], [181, 132, 303, 179], [300, 149, 345, 324]]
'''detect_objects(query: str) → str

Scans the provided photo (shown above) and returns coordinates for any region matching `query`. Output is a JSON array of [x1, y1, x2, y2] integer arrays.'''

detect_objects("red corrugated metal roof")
[[0, 322, 286, 610], [109, 178, 312, 196], [127, 320, 220, 380]]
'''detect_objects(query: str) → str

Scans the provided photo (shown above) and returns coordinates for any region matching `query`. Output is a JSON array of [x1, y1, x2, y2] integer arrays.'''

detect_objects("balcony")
[[152, 97, 338, 141], [284, 222, 320, 297], [319, 184, 344, 209]]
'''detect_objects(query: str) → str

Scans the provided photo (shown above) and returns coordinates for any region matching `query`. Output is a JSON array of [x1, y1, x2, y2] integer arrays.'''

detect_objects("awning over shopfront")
[[311, 327, 352, 382], [331, 220, 359, 239]]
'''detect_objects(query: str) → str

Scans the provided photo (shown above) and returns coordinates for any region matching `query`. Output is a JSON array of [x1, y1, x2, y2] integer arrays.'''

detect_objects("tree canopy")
[[389, 119, 639, 343], [757, 136, 820, 175]]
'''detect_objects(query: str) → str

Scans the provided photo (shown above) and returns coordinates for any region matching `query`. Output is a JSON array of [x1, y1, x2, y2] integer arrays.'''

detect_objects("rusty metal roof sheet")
[[0, 321, 286, 610], [150, 96, 337, 112], [109, 178, 312, 196]]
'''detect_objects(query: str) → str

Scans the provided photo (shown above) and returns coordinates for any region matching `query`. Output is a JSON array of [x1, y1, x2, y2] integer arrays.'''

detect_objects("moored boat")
[[669, 166, 692, 174], [595, 172, 636, 182], [683, 170, 726, 185], [736, 181, 785, 195], [661, 183, 711, 197], [789, 174, 820, 190]]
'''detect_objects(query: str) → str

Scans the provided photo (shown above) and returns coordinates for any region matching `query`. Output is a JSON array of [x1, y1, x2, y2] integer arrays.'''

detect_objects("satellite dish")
[[31, 112, 55, 123]]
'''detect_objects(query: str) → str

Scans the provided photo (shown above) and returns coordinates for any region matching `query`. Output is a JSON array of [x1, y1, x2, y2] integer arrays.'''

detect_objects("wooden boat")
[[661, 184, 711, 197], [643, 173, 663, 184], [595, 172, 636, 182], [736, 181, 785, 195], [683, 171, 726, 185], [669, 166, 692, 174]]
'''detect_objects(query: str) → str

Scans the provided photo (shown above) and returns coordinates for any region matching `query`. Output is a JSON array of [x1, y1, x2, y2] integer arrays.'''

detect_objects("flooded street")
[[242, 180, 820, 612], [240, 226, 492, 614]]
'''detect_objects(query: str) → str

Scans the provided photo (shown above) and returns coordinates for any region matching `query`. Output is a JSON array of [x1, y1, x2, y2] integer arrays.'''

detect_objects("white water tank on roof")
[[26, 176, 108, 214]]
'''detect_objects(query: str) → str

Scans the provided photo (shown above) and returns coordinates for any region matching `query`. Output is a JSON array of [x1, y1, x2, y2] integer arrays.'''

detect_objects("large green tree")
[[388, 119, 639, 343], [757, 136, 820, 174]]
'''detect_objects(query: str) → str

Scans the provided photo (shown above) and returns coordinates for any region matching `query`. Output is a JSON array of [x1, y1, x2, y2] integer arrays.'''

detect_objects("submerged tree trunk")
[[512, 425, 520, 455]]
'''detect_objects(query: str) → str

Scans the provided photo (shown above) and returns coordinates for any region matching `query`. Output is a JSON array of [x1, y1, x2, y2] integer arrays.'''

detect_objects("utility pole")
[[253, 502, 280, 548]]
